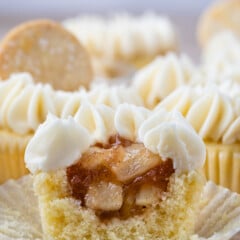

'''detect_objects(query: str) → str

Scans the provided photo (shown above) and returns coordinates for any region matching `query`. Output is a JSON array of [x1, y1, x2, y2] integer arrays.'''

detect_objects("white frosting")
[[55, 91, 86, 118], [115, 104, 151, 141], [186, 90, 234, 142], [154, 87, 195, 115], [190, 70, 240, 116], [0, 73, 143, 135], [203, 31, 240, 73], [63, 13, 177, 60], [0, 73, 56, 134], [55, 84, 143, 119], [132, 53, 195, 108], [157, 86, 237, 143], [25, 104, 205, 174], [87, 84, 143, 108], [74, 102, 116, 144], [139, 109, 206, 173], [222, 117, 240, 144], [25, 114, 92, 173]]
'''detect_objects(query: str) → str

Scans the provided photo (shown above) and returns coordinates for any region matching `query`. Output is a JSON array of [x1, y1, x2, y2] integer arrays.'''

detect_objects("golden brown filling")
[[67, 135, 174, 221]]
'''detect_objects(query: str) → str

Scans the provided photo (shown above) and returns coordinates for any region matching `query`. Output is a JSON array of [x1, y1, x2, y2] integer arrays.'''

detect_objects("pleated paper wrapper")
[[0, 175, 239, 240]]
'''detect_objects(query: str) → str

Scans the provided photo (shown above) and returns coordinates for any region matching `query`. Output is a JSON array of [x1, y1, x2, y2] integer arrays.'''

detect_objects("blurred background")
[[0, 0, 213, 60]]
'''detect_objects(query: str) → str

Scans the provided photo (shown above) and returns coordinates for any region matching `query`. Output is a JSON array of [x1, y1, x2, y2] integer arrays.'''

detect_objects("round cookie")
[[198, 0, 240, 47], [0, 19, 93, 91]]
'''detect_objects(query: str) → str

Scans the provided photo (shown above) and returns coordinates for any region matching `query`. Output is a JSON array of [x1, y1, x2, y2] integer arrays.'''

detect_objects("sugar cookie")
[[0, 19, 93, 91], [198, 0, 240, 47]]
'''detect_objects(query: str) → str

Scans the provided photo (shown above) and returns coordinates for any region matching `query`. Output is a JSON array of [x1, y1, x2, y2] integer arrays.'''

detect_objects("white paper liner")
[[0, 175, 239, 240], [0, 175, 42, 240], [191, 181, 240, 240]]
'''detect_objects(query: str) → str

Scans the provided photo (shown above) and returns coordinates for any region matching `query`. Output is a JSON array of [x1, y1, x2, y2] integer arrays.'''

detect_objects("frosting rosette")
[[0, 73, 56, 134], [132, 53, 195, 108], [63, 13, 177, 61]]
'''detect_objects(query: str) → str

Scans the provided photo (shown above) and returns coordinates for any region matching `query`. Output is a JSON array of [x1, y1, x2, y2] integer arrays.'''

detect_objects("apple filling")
[[67, 135, 174, 221]]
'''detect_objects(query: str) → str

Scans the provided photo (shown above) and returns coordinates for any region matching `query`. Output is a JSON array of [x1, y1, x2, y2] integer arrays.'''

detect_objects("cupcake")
[[25, 103, 205, 240], [0, 73, 142, 183], [63, 13, 177, 78], [0, 19, 94, 183], [65, 82, 143, 110], [157, 85, 240, 193], [132, 53, 195, 108], [0, 73, 57, 183]]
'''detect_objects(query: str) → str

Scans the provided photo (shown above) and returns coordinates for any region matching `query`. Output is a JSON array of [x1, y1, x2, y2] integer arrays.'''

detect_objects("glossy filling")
[[67, 135, 174, 221]]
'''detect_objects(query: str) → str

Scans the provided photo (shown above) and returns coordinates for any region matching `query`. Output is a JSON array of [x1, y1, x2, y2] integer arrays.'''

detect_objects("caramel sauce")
[[66, 135, 174, 221], [67, 165, 117, 204]]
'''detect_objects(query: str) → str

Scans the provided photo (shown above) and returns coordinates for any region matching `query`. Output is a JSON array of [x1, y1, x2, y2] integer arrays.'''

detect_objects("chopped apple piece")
[[111, 144, 161, 182], [80, 147, 112, 169], [136, 184, 160, 206], [85, 181, 123, 211]]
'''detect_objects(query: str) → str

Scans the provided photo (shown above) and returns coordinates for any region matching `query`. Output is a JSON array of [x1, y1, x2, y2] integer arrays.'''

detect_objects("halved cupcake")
[[25, 103, 205, 240], [157, 85, 240, 193]]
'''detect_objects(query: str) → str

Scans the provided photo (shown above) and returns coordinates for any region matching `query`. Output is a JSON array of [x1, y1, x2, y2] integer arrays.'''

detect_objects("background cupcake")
[[63, 13, 178, 79], [0, 73, 57, 183], [157, 85, 240, 193]]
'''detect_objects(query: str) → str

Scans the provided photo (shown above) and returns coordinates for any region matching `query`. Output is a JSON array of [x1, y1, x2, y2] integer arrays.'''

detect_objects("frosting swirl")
[[86, 84, 143, 108], [186, 90, 234, 142], [139, 109, 206, 173], [115, 104, 151, 141], [73, 102, 115, 144], [222, 117, 240, 144], [157, 86, 237, 143], [0, 73, 56, 134], [55, 84, 143, 118], [25, 114, 92, 173], [63, 13, 177, 60], [0, 73, 143, 135], [132, 53, 195, 108]]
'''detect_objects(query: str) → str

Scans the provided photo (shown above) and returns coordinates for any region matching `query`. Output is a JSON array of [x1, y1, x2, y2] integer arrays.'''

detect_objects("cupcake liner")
[[0, 175, 239, 239], [0, 130, 32, 183], [194, 181, 240, 240], [0, 175, 42, 239], [204, 143, 240, 193]]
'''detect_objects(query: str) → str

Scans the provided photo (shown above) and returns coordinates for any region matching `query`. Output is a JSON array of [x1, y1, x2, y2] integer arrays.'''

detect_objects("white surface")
[[0, 0, 214, 60]]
